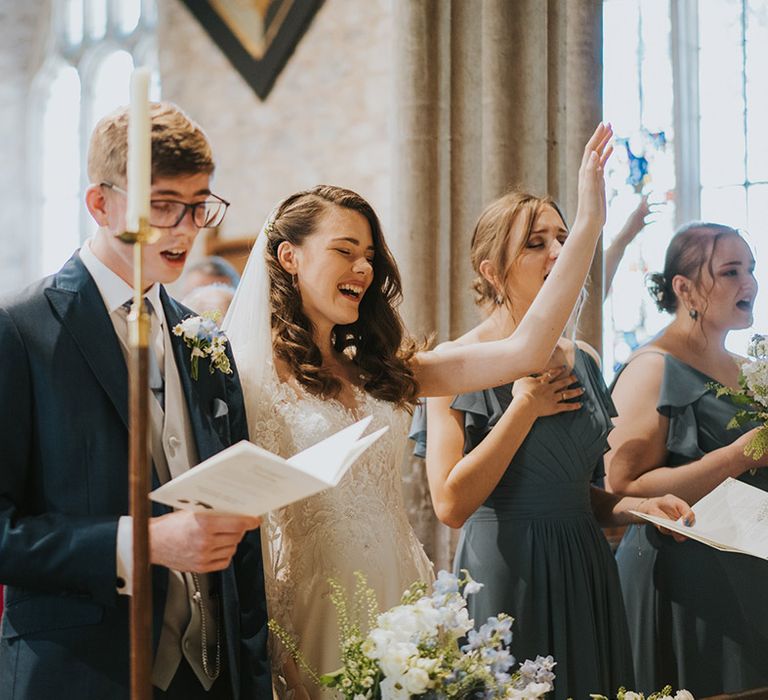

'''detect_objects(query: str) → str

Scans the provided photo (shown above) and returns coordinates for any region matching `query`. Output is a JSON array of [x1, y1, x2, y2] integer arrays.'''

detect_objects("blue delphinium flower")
[[486, 616, 513, 646], [432, 570, 460, 596], [480, 646, 514, 676]]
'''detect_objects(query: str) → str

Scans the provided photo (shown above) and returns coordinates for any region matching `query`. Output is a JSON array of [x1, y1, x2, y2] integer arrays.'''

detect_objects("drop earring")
[[689, 308, 699, 321]]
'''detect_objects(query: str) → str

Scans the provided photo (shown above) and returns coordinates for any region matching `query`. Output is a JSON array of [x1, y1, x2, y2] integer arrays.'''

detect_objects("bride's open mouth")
[[338, 283, 364, 302]]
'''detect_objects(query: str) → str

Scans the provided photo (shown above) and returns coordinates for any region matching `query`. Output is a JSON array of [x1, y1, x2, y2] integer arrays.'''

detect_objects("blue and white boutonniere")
[[172, 313, 232, 381]]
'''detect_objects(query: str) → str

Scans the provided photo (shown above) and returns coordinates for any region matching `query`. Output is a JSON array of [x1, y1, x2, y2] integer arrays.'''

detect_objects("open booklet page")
[[150, 415, 388, 517], [631, 477, 768, 560]]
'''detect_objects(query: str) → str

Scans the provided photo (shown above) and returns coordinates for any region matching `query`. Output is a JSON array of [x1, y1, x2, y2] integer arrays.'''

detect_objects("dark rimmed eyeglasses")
[[100, 182, 230, 229]]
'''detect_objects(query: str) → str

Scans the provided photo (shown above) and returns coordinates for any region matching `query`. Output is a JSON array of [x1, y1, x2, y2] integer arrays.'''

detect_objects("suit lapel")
[[45, 253, 129, 428], [161, 288, 224, 462]]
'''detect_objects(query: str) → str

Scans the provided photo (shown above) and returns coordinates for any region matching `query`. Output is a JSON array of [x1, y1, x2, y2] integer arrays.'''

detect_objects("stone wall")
[[157, 0, 395, 240], [1, 0, 394, 292]]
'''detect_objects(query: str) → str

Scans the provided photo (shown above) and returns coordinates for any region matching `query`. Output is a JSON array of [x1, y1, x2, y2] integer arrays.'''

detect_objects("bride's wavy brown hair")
[[264, 185, 420, 409]]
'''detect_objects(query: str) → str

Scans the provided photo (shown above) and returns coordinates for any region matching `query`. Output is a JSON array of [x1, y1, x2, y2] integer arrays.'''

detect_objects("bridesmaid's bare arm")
[[425, 367, 581, 528], [605, 352, 755, 504], [413, 124, 614, 397], [589, 486, 694, 539]]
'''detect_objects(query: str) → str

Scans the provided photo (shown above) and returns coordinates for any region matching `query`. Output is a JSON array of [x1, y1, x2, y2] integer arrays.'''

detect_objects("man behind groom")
[[0, 102, 270, 698]]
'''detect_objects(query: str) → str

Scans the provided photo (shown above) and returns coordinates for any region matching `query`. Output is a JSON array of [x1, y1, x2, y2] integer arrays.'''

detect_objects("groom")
[[0, 103, 270, 698]]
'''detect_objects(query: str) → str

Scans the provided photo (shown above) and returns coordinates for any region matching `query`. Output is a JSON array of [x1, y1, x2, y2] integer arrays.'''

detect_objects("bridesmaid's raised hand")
[[574, 122, 614, 233]]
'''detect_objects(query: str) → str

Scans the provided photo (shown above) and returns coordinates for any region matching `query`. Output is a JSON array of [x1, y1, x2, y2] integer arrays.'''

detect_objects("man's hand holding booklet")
[[632, 477, 768, 560], [151, 415, 386, 517]]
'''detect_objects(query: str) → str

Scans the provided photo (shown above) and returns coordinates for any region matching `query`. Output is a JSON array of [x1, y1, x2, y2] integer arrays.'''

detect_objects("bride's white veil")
[[222, 214, 276, 425]]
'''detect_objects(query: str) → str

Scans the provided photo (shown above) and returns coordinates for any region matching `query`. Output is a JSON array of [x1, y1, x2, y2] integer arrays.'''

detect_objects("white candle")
[[126, 67, 151, 233]]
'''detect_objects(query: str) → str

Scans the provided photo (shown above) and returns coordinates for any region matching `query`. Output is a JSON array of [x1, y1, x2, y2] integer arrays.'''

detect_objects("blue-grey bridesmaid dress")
[[613, 353, 768, 696], [411, 349, 634, 700]]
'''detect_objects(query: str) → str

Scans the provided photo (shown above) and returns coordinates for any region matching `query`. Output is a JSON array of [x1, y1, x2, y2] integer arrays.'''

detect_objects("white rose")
[[378, 606, 420, 638], [366, 628, 396, 659], [742, 359, 768, 402], [402, 667, 431, 695], [674, 691, 694, 700], [623, 692, 644, 700], [413, 657, 439, 674], [380, 676, 410, 700], [410, 599, 441, 634], [180, 317, 203, 336], [378, 642, 416, 678]]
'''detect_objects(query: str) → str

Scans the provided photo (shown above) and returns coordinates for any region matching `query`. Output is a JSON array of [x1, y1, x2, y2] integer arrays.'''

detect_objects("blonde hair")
[[470, 190, 566, 308], [87, 101, 214, 186]]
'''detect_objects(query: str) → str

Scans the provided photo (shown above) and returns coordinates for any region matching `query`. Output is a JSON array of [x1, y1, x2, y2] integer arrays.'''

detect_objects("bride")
[[224, 124, 613, 698]]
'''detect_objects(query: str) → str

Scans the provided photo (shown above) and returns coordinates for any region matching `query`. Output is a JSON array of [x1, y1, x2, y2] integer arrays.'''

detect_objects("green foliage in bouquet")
[[708, 333, 768, 462], [268, 570, 555, 700], [591, 685, 694, 700], [268, 571, 381, 692]]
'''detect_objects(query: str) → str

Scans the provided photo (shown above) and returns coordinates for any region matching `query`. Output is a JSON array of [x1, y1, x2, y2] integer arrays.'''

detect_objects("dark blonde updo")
[[470, 190, 567, 307], [647, 221, 741, 314]]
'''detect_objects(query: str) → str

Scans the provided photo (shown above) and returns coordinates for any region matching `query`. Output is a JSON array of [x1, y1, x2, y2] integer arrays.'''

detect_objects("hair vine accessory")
[[263, 219, 276, 236]]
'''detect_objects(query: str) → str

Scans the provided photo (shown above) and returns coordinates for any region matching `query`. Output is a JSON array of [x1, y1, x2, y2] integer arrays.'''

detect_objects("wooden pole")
[[125, 219, 154, 700]]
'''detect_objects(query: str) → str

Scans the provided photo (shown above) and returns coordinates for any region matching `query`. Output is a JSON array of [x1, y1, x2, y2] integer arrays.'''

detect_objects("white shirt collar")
[[80, 238, 164, 326]]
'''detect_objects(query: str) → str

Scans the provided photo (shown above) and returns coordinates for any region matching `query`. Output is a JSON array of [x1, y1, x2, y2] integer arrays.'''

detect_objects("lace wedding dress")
[[250, 375, 434, 699]]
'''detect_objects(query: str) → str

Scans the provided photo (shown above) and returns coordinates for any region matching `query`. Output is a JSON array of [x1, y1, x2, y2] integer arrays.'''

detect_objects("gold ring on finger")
[[561, 392, 566, 402]]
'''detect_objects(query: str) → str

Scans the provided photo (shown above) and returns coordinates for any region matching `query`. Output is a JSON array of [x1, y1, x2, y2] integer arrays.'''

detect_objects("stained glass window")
[[603, 0, 768, 377], [602, 0, 676, 379]]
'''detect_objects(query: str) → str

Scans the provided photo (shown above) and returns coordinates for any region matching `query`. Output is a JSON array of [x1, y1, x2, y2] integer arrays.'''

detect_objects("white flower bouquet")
[[269, 570, 554, 700], [710, 333, 768, 461], [592, 686, 694, 700]]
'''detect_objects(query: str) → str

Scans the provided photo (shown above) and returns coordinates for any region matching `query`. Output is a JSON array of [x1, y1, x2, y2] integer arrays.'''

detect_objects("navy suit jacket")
[[0, 253, 270, 699]]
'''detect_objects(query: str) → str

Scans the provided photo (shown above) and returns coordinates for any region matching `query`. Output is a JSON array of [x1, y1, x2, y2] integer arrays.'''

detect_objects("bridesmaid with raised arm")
[[412, 190, 693, 700], [225, 126, 615, 698], [605, 222, 768, 695]]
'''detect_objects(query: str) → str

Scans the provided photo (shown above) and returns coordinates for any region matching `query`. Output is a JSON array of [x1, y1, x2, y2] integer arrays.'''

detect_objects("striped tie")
[[121, 298, 165, 409]]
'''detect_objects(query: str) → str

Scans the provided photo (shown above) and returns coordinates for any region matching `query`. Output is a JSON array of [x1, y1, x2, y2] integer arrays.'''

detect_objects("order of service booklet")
[[150, 415, 387, 517], [631, 476, 768, 560]]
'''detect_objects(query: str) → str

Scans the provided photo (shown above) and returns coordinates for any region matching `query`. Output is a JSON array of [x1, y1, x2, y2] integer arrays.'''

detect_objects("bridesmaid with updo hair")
[[605, 222, 768, 695], [411, 189, 694, 700]]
